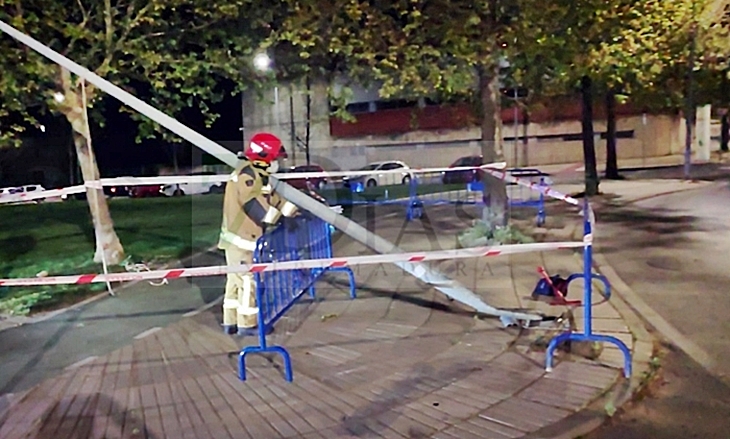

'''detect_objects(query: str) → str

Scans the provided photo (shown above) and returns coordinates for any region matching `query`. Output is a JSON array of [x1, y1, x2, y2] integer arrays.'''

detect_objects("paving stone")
[[477, 396, 573, 432], [545, 360, 620, 389], [587, 317, 631, 333], [448, 415, 525, 439], [397, 404, 451, 432], [455, 366, 536, 397], [375, 409, 437, 438], [588, 345, 633, 370], [435, 380, 509, 407], [517, 376, 605, 411], [304, 344, 363, 366]]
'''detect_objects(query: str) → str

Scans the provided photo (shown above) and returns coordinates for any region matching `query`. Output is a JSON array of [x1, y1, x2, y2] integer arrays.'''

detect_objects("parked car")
[[343, 160, 412, 190], [0, 187, 18, 198], [441, 155, 483, 184], [104, 185, 131, 197], [279, 164, 328, 190], [0, 184, 53, 204], [129, 184, 165, 198], [162, 171, 224, 196]]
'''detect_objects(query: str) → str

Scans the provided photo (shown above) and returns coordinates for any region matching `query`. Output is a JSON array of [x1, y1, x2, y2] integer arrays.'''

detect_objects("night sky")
[[92, 92, 243, 174], [18, 90, 244, 177]]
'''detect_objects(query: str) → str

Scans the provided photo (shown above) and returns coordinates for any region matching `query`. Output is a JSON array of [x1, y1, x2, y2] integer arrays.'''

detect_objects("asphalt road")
[[0, 250, 225, 397], [597, 181, 730, 381], [587, 178, 730, 438]]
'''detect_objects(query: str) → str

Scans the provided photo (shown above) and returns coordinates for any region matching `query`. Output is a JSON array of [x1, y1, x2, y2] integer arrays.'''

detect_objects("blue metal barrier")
[[506, 169, 548, 226], [238, 215, 357, 382], [545, 199, 632, 378], [332, 184, 410, 207], [406, 168, 548, 225]]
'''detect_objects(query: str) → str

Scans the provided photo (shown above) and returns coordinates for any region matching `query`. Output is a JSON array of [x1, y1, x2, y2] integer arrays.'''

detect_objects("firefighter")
[[218, 132, 298, 336]]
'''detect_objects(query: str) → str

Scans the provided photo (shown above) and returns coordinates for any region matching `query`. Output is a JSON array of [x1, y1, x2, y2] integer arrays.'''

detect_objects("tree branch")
[[104, 0, 114, 51], [91, 1, 148, 76], [63, 0, 92, 56], [128, 20, 219, 44], [12, 0, 31, 56], [76, 0, 89, 23]]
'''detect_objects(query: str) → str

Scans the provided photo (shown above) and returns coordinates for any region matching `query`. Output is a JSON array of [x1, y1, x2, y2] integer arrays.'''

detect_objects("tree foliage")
[[511, 0, 729, 108], [0, 0, 277, 265], [274, 0, 520, 224], [273, 0, 518, 113], [506, 0, 730, 190], [0, 0, 273, 145]]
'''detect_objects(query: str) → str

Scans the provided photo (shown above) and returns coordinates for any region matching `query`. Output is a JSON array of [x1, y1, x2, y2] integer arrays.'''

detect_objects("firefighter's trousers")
[[223, 246, 258, 328]]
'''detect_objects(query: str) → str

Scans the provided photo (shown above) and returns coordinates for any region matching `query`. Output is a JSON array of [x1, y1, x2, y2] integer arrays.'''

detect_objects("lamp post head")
[[253, 52, 272, 72]]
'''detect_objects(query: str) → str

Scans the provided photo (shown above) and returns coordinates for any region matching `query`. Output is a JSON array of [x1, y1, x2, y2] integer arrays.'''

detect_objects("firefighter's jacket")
[[218, 159, 298, 252]]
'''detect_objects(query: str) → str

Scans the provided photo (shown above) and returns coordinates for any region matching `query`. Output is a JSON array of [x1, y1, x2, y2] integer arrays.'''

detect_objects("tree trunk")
[[58, 70, 125, 265], [604, 89, 620, 179], [721, 111, 729, 152], [521, 109, 529, 167], [580, 76, 599, 196], [478, 65, 508, 226]]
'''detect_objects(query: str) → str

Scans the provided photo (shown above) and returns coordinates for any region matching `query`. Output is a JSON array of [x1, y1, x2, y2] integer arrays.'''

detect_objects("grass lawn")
[[0, 182, 467, 316], [0, 195, 223, 316], [320, 182, 466, 204]]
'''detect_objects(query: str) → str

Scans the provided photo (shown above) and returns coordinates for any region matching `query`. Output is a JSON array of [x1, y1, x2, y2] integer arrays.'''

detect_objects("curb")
[[522, 252, 655, 439], [512, 216, 651, 438], [527, 180, 720, 438]]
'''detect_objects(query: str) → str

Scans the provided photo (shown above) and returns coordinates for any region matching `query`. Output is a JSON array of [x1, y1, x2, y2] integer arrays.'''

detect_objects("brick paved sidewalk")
[[0, 249, 635, 439]]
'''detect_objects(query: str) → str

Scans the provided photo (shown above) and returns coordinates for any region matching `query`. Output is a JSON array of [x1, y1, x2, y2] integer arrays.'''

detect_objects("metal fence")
[[406, 168, 550, 225], [238, 215, 357, 382], [545, 200, 632, 378]]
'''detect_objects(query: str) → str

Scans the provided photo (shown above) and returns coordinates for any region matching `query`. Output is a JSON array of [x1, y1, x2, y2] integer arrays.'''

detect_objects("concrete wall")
[[242, 80, 718, 171], [303, 115, 688, 171]]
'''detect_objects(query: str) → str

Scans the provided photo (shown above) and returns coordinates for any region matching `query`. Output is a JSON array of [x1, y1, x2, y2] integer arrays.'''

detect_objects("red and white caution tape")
[[0, 162, 581, 210], [483, 168, 580, 205], [272, 161, 507, 180], [0, 240, 583, 287], [0, 162, 507, 205]]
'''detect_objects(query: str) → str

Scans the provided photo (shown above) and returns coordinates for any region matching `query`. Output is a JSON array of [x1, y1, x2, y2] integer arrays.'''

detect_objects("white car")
[[343, 160, 413, 189], [162, 171, 224, 196], [0, 184, 56, 204]]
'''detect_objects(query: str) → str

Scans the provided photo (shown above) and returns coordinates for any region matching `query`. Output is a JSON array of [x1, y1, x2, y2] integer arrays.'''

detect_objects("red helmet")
[[243, 132, 287, 163]]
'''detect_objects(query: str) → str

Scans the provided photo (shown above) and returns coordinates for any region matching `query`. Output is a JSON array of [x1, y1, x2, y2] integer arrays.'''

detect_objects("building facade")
[[242, 79, 721, 171]]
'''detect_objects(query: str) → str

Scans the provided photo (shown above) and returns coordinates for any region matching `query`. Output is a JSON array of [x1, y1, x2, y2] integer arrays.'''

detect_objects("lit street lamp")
[[253, 52, 271, 72]]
